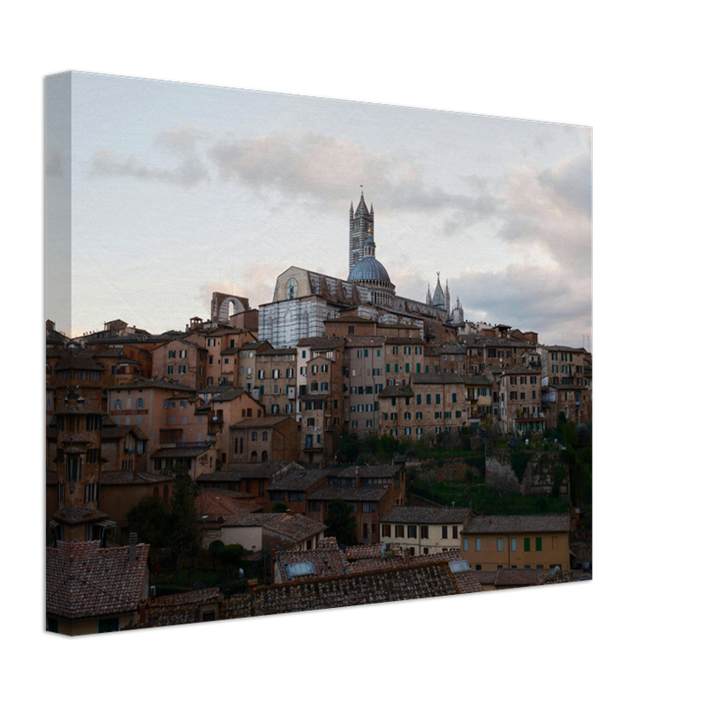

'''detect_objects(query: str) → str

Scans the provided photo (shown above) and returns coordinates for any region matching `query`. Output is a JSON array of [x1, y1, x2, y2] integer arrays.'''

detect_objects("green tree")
[[167, 465, 202, 571], [126, 495, 170, 548], [272, 502, 289, 513], [324, 499, 358, 547]]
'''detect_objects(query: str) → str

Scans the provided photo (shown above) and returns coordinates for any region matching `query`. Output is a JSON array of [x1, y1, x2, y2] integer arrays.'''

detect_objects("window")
[[475, 538, 481, 551], [511, 538, 517, 552], [395, 525, 405, 538], [536, 537, 542, 551], [382, 524, 391, 537], [421, 525, 429, 539], [408, 525, 417, 538], [442, 526, 448, 539], [463, 538, 469, 551], [452, 526, 458, 539], [497, 538, 503, 551], [98, 618, 119, 633], [524, 538, 531, 552]]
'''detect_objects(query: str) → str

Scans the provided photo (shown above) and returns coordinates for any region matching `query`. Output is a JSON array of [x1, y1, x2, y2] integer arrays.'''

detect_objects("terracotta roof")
[[106, 378, 196, 392], [380, 506, 473, 525], [343, 542, 402, 560], [411, 372, 465, 385], [100, 471, 169, 485], [384, 337, 424, 345], [256, 347, 297, 356], [46, 541, 149, 620], [378, 385, 414, 397], [209, 388, 247, 402], [101, 425, 148, 441], [266, 468, 327, 491], [329, 464, 397, 479], [151, 445, 211, 459], [296, 336, 344, 349], [253, 562, 473, 616], [275, 537, 348, 583], [462, 514, 570, 535], [221, 512, 326, 543], [148, 587, 222, 607], [195, 492, 262, 517], [344, 336, 386, 346], [54, 505, 110, 524], [307, 485, 390, 502], [198, 461, 300, 482], [229, 415, 293, 429]]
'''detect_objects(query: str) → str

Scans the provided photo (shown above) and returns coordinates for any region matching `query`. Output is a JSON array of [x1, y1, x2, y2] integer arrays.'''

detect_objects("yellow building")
[[379, 507, 473, 556], [460, 514, 570, 571]]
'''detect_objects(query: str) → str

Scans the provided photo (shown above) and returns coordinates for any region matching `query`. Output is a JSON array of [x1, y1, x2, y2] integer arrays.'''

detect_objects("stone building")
[[228, 416, 299, 465], [258, 193, 464, 349], [379, 507, 474, 556], [377, 372, 467, 440], [50, 389, 115, 544]]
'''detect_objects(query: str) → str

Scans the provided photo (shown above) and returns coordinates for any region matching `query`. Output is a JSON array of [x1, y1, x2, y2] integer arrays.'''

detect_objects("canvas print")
[[45, 72, 592, 635]]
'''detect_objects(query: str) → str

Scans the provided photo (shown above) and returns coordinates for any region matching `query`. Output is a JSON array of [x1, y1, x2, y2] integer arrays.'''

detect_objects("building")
[[46, 537, 149, 635], [107, 378, 216, 479], [50, 389, 115, 544], [539, 345, 592, 427], [485, 365, 545, 434], [305, 482, 398, 545], [228, 415, 299, 464], [195, 460, 303, 503], [379, 507, 474, 555], [460, 514, 571, 571], [207, 512, 326, 554], [258, 193, 463, 349], [265, 468, 328, 513], [377, 372, 467, 441], [202, 388, 265, 468]]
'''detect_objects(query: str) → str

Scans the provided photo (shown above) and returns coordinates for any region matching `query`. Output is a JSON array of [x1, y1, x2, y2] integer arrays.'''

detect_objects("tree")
[[167, 464, 202, 571], [272, 502, 289, 513], [324, 499, 358, 547], [126, 495, 170, 548]]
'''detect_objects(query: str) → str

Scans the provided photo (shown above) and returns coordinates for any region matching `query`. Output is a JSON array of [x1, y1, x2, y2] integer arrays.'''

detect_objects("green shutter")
[[524, 538, 530, 552], [386, 363, 390, 373], [416, 363, 421, 372], [535, 537, 542, 551]]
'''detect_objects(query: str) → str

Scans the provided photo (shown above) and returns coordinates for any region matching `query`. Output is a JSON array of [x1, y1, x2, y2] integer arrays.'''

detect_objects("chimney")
[[323, 559, 329, 574], [128, 532, 138, 563], [355, 466, 360, 488]]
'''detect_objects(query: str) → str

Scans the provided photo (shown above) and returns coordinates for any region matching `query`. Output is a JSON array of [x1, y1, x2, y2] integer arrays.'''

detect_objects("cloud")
[[90, 148, 209, 187], [154, 124, 205, 155], [209, 133, 391, 199]]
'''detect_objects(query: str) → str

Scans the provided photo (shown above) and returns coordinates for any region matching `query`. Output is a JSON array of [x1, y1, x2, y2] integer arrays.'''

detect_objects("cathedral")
[[258, 193, 465, 348]]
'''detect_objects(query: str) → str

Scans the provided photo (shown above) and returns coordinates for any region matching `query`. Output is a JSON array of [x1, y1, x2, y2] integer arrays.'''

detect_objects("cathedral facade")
[[258, 194, 465, 348]]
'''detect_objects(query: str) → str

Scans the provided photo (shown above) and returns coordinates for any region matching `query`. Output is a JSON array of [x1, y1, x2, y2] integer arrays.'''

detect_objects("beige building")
[[203, 389, 264, 469], [255, 346, 298, 415], [460, 514, 571, 571], [379, 507, 474, 555], [106, 379, 210, 469], [345, 335, 386, 436], [485, 365, 545, 434], [377, 372, 468, 441], [151, 339, 207, 390], [228, 415, 299, 464]]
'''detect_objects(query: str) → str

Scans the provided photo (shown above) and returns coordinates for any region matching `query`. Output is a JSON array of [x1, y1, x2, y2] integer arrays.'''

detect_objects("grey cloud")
[[90, 149, 209, 187], [539, 151, 592, 215], [456, 265, 591, 347], [154, 124, 205, 155]]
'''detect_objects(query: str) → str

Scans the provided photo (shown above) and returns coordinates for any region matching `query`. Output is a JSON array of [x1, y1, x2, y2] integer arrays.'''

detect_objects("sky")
[[46, 72, 592, 348]]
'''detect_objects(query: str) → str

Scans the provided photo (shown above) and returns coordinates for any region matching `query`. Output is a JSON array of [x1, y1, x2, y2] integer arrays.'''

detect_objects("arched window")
[[251, 432, 258, 441], [250, 451, 258, 461], [262, 431, 268, 441], [261, 450, 268, 462]]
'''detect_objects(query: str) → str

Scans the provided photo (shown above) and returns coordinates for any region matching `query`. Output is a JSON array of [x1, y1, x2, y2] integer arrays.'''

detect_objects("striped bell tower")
[[349, 192, 374, 276]]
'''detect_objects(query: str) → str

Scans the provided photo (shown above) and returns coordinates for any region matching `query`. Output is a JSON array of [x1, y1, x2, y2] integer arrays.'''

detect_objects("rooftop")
[[462, 514, 571, 534], [380, 506, 474, 525], [46, 540, 149, 620]]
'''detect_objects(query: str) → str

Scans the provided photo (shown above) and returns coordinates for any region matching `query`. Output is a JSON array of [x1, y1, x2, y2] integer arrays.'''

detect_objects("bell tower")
[[349, 192, 374, 276]]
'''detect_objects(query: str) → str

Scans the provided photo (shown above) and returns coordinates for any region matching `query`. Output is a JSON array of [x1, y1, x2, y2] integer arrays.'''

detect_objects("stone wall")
[[485, 450, 567, 497]]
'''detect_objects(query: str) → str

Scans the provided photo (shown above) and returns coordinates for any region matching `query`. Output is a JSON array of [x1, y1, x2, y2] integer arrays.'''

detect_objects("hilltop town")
[[45, 194, 592, 634]]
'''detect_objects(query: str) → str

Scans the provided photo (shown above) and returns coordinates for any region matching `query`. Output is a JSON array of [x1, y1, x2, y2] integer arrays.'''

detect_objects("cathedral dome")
[[348, 256, 392, 286]]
